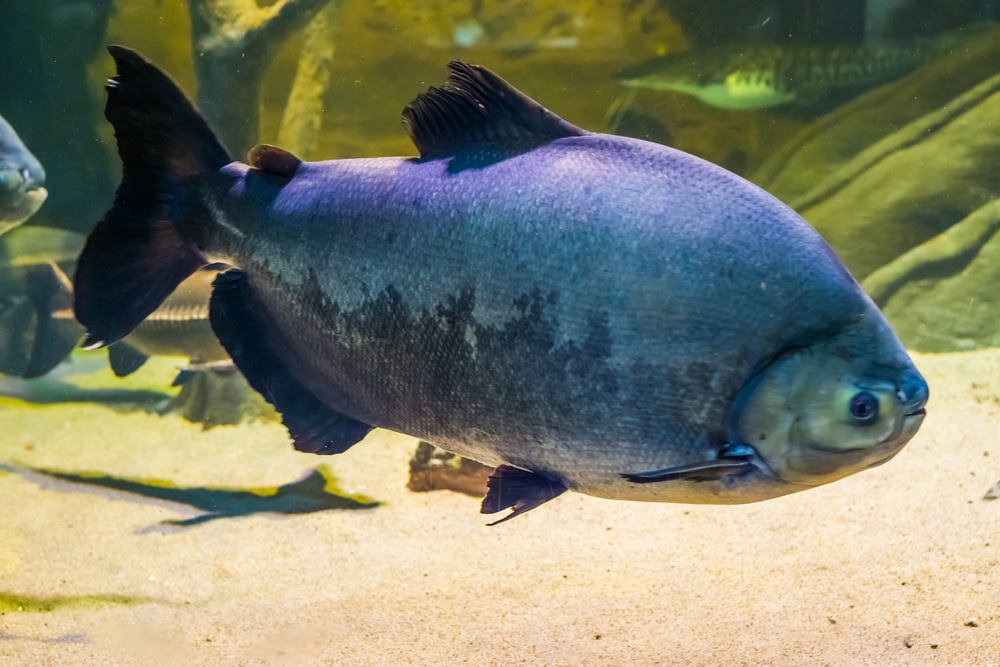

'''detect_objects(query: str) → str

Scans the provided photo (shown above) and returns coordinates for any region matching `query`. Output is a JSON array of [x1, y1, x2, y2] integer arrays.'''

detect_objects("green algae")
[[0, 592, 144, 613]]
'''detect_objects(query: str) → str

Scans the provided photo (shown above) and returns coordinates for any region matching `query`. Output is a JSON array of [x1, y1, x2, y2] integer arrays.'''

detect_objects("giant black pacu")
[[74, 46, 929, 524]]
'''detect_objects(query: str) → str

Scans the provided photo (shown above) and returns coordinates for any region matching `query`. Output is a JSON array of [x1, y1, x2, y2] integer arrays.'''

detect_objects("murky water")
[[1, 1, 998, 664]]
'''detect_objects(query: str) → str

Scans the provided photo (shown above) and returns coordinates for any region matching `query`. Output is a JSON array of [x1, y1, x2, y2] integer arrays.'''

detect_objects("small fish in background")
[[104, 267, 230, 378], [75, 47, 927, 524], [0, 263, 76, 379], [615, 41, 936, 110], [0, 226, 83, 378], [0, 231, 262, 427], [97, 267, 273, 427], [0, 114, 47, 235], [0, 260, 270, 427]]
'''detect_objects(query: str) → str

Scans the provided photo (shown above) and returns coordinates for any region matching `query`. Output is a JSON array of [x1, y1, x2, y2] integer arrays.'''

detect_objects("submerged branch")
[[186, 0, 331, 155], [277, 0, 342, 159]]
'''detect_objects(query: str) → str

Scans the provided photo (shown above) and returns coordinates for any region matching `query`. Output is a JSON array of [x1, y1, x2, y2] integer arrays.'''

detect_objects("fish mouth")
[[859, 408, 926, 471], [782, 408, 926, 482], [24, 186, 48, 202], [0, 187, 48, 233]]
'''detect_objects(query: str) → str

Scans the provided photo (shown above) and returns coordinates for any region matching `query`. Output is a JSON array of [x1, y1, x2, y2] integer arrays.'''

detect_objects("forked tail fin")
[[74, 45, 232, 349]]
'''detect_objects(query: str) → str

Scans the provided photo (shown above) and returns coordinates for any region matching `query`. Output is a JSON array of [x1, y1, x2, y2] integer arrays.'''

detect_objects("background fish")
[[105, 267, 230, 378], [5, 262, 260, 425], [75, 47, 928, 524], [0, 227, 82, 378], [616, 41, 935, 110], [0, 114, 46, 234], [0, 233, 264, 427]]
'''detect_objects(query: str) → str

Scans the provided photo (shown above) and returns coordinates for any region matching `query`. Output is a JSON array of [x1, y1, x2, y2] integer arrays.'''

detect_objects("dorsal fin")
[[247, 144, 301, 178], [402, 61, 587, 158]]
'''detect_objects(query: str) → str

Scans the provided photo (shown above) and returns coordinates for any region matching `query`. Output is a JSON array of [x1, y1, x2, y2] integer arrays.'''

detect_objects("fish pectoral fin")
[[209, 269, 374, 455], [481, 465, 567, 526], [622, 456, 756, 484], [107, 341, 150, 377], [247, 144, 301, 179]]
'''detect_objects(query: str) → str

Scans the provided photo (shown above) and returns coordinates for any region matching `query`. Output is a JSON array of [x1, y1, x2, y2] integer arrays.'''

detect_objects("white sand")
[[0, 349, 998, 666]]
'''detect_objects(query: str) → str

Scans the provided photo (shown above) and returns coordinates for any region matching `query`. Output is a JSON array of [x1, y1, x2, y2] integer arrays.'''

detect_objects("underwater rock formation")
[[166, 363, 277, 429], [865, 200, 1000, 352], [753, 26, 1000, 280], [407, 441, 492, 497], [753, 25, 1000, 350]]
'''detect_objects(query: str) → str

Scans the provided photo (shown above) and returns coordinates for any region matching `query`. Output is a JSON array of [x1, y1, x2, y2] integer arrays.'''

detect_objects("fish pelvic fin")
[[481, 465, 568, 525], [74, 46, 232, 349]]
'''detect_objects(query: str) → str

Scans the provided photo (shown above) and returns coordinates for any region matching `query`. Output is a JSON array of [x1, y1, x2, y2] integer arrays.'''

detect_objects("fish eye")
[[848, 391, 879, 426]]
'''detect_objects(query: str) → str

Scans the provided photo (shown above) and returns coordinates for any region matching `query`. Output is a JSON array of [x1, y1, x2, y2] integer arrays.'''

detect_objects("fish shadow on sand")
[[0, 376, 172, 410], [1, 463, 379, 531]]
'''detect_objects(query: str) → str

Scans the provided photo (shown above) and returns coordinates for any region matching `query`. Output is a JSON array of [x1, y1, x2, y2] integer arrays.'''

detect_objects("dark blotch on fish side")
[[295, 269, 619, 442]]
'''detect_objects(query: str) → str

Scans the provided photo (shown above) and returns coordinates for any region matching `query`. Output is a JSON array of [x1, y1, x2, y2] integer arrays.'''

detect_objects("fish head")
[[0, 116, 47, 234], [731, 310, 928, 487]]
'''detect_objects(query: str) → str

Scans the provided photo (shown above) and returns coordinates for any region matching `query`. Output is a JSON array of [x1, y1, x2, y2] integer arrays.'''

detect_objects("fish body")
[[0, 114, 47, 234], [616, 42, 933, 110], [75, 48, 927, 522]]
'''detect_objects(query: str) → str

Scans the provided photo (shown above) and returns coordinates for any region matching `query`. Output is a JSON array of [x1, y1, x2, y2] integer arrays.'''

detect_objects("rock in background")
[[753, 25, 1000, 351]]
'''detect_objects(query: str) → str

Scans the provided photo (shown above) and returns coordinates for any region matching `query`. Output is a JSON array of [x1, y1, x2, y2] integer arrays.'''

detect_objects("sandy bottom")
[[0, 349, 998, 666]]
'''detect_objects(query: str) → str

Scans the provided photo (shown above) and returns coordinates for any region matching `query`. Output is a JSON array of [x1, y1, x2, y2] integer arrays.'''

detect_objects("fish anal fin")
[[622, 456, 756, 484], [481, 465, 567, 525], [402, 61, 587, 159], [247, 144, 301, 178], [209, 269, 373, 455]]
